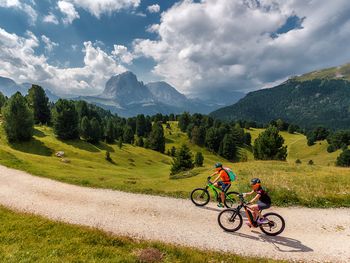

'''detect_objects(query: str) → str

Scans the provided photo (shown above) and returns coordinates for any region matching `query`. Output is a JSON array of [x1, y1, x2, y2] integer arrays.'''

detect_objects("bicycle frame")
[[205, 180, 235, 204], [234, 194, 260, 227]]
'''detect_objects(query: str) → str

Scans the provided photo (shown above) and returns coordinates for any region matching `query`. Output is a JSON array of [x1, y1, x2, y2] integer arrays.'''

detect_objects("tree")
[[136, 137, 144, 147], [105, 119, 115, 143], [170, 146, 176, 157], [191, 125, 206, 146], [219, 134, 237, 160], [2, 92, 34, 142], [0, 92, 6, 111], [178, 112, 191, 132], [80, 116, 92, 141], [136, 114, 146, 137], [194, 152, 204, 167], [118, 137, 123, 149], [148, 122, 165, 153], [336, 149, 350, 167], [243, 132, 252, 145], [171, 144, 194, 175], [27, 85, 51, 124], [288, 124, 298, 134], [90, 117, 101, 143], [123, 125, 134, 144], [253, 126, 287, 160], [205, 127, 221, 152], [52, 99, 79, 140]]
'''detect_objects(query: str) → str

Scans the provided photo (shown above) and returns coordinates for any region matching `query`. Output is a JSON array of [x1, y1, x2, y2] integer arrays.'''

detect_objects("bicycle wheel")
[[224, 191, 239, 208], [218, 209, 243, 232], [190, 188, 210, 206], [259, 212, 285, 236]]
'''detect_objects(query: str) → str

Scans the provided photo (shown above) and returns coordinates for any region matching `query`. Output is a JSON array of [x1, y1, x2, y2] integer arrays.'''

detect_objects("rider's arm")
[[243, 190, 254, 197], [250, 194, 261, 203], [212, 174, 221, 183]]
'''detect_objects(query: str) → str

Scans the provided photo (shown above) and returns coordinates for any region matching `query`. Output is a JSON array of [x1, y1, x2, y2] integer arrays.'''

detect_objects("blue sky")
[[1, 0, 350, 97]]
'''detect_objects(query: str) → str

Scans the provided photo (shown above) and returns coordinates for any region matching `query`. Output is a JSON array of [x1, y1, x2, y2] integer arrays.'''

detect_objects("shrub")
[[308, 160, 314, 165], [295, 159, 302, 164], [105, 151, 112, 162], [336, 149, 350, 167], [194, 152, 204, 167]]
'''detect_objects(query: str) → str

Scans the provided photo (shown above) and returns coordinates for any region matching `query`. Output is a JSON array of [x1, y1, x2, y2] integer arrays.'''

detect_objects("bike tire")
[[190, 188, 210, 206], [218, 208, 243, 232], [259, 212, 285, 236], [224, 191, 239, 208]]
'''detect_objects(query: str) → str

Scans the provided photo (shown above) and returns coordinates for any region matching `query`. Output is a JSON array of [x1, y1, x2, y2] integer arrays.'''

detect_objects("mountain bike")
[[190, 177, 238, 208], [218, 193, 285, 236]]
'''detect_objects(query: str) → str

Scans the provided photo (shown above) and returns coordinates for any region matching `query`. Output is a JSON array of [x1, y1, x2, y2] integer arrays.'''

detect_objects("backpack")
[[223, 167, 236, 182]]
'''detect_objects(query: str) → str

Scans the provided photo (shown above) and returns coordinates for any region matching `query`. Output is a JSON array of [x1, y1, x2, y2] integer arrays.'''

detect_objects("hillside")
[[211, 62, 350, 129], [0, 122, 349, 207]]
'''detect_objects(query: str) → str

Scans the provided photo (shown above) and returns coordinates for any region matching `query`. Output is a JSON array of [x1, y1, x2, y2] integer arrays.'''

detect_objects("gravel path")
[[0, 165, 349, 262]]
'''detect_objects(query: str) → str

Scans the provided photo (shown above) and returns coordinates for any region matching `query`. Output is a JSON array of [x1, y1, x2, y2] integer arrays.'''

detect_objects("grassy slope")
[[0, 206, 280, 263], [0, 123, 349, 207], [294, 62, 350, 81]]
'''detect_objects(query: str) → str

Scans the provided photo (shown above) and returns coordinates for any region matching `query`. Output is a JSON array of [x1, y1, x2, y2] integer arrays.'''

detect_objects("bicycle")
[[217, 193, 285, 236], [190, 177, 238, 208]]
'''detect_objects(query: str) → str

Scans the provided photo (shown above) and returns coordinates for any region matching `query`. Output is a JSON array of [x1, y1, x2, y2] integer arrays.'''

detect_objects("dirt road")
[[0, 165, 349, 262]]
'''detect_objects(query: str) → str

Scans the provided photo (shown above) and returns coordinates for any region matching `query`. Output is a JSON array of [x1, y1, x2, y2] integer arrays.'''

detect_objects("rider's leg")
[[249, 204, 260, 221]]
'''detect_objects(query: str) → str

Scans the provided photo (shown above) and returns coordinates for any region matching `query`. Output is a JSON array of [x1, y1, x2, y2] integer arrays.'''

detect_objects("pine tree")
[[170, 146, 177, 157], [118, 137, 123, 149], [2, 92, 34, 142], [243, 132, 252, 145], [136, 114, 146, 137], [219, 134, 237, 160], [90, 117, 101, 143], [194, 152, 204, 167], [171, 144, 194, 175], [205, 127, 221, 152], [123, 125, 134, 144], [105, 119, 115, 143], [178, 112, 191, 132], [52, 99, 79, 140], [148, 122, 165, 153], [80, 116, 92, 141], [27, 85, 51, 124], [336, 149, 350, 167], [0, 92, 7, 111], [191, 125, 206, 146], [253, 126, 287, 160], [136, 137, 144, 147]]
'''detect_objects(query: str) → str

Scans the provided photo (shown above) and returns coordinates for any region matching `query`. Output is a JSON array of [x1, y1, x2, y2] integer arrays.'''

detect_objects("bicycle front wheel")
[[259, 212, 285, 236], [190, 188, 210, 206], [218, 209, 243, 232], [224, 191, 239, 208]]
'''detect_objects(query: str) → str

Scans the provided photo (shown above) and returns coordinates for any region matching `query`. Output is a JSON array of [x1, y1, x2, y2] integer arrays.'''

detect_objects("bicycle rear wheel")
[[224, 191, 239, 208], [259, 212, 285, 236], [218, 209, 242, 232], [190, 188, 210, 206]]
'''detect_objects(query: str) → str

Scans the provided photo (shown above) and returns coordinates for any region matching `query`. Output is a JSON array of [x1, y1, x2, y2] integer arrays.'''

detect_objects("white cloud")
[[64, 0, 140, 18], [134, 0, 350, 96], [0, 0, 37, 25], [112, 45, 134, 64], [0, 27, 126, 95], [58, 1, 79, 25], [147, 4, 160, 13], [41, 35, 59, 52], [146, 24, 159, 33], [43, 12, 59, 25]]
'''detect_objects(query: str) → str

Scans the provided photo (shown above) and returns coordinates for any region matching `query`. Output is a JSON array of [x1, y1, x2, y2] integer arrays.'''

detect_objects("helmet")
[[250, 178, 261, 190], [214, 162, 223, 168]]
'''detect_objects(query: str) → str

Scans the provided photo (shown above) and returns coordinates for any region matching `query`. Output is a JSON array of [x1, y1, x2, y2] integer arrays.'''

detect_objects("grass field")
[[0, 122, 349, 207], [0, 206, 281, 263]]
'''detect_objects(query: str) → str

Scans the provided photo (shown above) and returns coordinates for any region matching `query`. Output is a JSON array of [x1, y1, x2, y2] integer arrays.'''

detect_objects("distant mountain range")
[[78, 71, 245, 117], [0, 76, 59, 102], [211, 62, 350, 129]]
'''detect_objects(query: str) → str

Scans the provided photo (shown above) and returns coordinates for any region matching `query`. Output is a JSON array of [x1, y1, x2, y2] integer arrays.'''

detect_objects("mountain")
[[0, 76, 26, 97], [0, 76, 60, 102], [80, 72, 244, 117], [210, 63, 350, 129]]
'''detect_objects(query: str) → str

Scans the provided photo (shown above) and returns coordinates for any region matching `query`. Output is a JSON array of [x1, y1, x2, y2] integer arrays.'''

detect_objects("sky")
[[1, 0, 350, 98]]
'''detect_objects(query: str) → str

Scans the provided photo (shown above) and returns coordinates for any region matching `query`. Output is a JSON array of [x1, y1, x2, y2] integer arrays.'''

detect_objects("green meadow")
[[0, 122, 349, 207], [0, 206, 280, 263]]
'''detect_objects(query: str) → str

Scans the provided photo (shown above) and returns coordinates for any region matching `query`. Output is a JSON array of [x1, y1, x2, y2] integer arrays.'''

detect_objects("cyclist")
[[210, 162, 232, 207], [244, 178, 271, 226]]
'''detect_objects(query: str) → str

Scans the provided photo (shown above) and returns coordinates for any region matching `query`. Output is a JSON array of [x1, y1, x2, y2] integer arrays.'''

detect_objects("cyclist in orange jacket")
[[210, 162, 231, 207]]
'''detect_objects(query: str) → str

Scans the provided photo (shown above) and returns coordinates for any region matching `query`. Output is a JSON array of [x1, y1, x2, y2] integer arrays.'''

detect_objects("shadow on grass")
[[60, 139, 115, 153], [33, 129, 46, 138], [10, 138, 53, 156]]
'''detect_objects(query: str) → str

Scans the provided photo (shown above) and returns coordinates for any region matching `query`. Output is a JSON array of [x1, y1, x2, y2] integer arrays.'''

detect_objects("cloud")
[[64, 0, 140, 18], [0, 0, 37, 25], [112, 45, 134, 64], [134, 0, 350, 96], [43, 12, 59, 25], [58, 1, 79, 24], [41, 35, 59, 52], [147, 4, 160, 13], [0, 27, 127, 95]]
